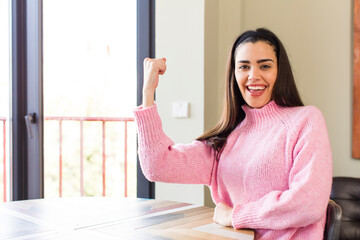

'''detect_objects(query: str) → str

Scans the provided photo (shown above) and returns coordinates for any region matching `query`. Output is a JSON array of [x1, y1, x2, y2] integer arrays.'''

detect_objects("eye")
[[238, 65, 250, 70], [260, 64, 271, 70]]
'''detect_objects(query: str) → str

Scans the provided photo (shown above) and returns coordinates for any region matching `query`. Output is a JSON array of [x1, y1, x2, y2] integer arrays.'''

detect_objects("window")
[[43, 0, 137, 198], [10, 0, 154, 201]]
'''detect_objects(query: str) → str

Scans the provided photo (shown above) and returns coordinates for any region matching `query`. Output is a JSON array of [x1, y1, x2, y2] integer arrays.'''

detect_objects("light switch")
[[172, 102, 189, 118]]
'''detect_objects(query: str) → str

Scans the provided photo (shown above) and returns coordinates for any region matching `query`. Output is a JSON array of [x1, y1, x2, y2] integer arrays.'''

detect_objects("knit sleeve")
[[231, 107, 332, 230], [133, 104, 215, 185]]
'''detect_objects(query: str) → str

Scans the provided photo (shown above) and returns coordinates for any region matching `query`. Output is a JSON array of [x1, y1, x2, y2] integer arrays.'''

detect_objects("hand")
[[213, 202, 233, 227], [143, 57, 167, 92]]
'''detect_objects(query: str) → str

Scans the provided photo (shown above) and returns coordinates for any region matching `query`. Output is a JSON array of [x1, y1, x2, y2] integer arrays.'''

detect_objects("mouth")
[[245, 85, 267, 96]]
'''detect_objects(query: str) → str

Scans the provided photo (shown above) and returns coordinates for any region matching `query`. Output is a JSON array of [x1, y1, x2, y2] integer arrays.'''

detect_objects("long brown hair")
[[196, 28, 303, 161]]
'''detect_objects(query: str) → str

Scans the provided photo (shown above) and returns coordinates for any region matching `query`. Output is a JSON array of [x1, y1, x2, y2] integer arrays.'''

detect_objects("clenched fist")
[[142, 58, 167, 108]]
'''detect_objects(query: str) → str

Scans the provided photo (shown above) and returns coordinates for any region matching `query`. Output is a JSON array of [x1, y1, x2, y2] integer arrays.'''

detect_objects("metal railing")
[[0, 116, 134, 201]]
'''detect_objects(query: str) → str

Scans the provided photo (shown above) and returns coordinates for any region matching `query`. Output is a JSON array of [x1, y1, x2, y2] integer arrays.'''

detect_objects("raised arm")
[[134, 58, 216, 185], [134, 105, 215, 185]]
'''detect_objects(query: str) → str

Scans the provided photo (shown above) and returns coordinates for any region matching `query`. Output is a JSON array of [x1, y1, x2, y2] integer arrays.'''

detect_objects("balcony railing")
[[1, 116, 134, 202]]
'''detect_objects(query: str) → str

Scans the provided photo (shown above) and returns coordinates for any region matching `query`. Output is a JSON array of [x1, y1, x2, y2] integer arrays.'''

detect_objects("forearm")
[[232, 184, 331, 230], [142, 89, 155, 108], [142, 57, 166, 108]]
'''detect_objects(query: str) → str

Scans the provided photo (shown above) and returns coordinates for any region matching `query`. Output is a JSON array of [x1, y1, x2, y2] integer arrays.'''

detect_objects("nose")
[[248, 68, 260, 81]]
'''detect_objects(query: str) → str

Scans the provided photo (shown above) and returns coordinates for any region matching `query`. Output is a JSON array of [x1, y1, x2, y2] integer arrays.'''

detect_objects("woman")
[[134, 28, 332, 239]]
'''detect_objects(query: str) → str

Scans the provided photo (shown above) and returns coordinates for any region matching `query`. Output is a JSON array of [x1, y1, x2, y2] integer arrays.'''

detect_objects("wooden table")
[[0, 197, 254, 240]]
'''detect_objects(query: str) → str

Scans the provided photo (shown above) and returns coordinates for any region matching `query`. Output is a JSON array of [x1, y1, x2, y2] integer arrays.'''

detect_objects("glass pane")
[[0, 0, 10, 202], [43, 0, 137, 198]]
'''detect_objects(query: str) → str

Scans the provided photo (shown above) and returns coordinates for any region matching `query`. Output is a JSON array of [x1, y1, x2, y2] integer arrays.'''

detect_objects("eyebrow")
[[237, 59, 274, 64]]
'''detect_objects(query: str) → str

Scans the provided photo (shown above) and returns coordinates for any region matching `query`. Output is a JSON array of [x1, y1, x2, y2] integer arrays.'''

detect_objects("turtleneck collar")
[[240, 101, 286, 129]]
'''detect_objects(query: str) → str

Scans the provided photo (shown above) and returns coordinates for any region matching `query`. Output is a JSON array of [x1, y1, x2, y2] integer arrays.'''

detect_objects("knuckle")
[[144, 58, 154, 65]]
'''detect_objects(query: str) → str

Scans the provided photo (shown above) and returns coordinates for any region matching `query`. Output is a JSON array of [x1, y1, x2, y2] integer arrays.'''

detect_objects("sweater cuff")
[[133, 104, 165, 144], [232, 200, 264, 229]]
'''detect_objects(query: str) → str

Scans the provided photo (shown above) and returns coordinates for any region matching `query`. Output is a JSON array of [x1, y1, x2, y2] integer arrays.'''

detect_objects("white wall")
[[155, 0, 205, 205]]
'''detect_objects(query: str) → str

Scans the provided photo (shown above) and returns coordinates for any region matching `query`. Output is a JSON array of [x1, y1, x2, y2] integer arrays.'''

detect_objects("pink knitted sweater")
[[134, 101, 332, 240]]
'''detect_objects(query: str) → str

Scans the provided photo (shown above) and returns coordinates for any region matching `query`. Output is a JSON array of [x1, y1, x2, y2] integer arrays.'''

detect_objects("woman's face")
[[234, 41, 278, 108]]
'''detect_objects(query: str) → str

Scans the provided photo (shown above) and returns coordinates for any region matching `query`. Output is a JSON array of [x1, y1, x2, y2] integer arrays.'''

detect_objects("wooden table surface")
[[0, 197, 254, 240]]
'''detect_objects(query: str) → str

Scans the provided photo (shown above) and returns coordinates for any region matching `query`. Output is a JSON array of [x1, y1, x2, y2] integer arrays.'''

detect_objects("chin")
[[245, 99, 269, 109]]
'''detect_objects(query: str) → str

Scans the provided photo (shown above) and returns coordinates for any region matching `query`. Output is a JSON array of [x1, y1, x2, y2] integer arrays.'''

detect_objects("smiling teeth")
[[248, 86, 266, 90]]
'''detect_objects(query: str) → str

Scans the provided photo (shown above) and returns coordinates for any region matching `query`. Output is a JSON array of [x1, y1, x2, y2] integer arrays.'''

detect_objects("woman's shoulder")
[[280, 104, 326, 128], [284, 104, 322, 116]]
